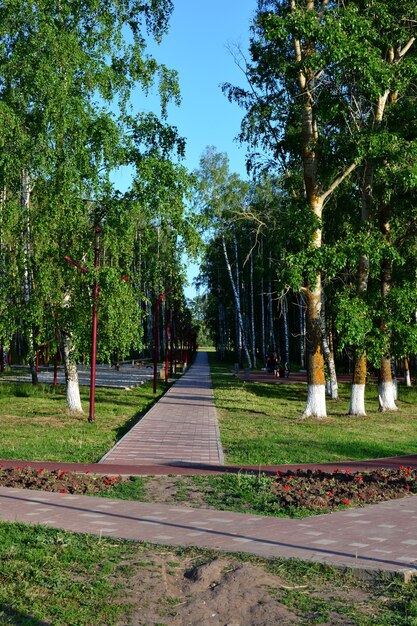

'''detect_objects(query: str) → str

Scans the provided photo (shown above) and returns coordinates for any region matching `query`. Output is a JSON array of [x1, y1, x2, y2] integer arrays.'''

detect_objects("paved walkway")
[[0, 351, 416, 580], [100, 351, 224, 466], [0, 486, 416, 580]]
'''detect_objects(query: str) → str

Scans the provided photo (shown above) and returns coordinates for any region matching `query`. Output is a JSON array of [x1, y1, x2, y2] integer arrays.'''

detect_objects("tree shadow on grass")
[[245, 383, 307, 402], [0, 605, 50, 625], [226, 437, 415, 466], [297, 439, 416, 462]]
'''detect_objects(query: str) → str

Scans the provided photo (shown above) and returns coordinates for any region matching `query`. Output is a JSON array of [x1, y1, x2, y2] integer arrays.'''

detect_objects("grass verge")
[[0, 380, 164, 462], [209, 354, 417, 465], [0, 520, 416, 625]]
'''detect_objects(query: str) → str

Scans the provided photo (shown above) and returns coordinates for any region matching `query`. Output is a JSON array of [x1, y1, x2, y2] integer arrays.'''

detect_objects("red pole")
[[169, 309, 173, 377], [165, 313, 169, 385], [89, 227, 100, 422], [153, 297, 160, 395], [153, 288, 173, 394]]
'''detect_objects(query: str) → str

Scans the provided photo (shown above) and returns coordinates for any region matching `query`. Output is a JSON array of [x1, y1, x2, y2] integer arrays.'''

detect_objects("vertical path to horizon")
[[100, 352, 224, 467]]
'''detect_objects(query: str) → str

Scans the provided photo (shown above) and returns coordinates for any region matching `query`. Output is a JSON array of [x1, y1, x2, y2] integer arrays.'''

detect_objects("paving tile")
[[100, 352, 224, 467]]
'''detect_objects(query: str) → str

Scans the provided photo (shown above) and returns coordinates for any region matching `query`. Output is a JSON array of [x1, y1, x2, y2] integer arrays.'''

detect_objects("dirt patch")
[[116, 551, 383, 625], [144, 475, 209, 507]]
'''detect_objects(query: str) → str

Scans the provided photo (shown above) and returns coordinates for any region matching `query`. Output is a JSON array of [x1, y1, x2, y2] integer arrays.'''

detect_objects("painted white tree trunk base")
[[349, 384, 366, 416], [378, 382, 398, 412], [404, 370, 411, 387], [303, 385, 326, 418], [330, 379, 338, 401], [61, 332, 83, 415], [66, 377, 83, 415]]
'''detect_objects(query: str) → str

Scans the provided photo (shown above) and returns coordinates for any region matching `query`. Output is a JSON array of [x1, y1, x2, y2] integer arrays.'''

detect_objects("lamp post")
[[153, 287, 172, 394]]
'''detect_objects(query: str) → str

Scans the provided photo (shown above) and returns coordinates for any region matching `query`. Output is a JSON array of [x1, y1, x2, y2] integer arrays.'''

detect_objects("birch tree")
[[224, 1, 364, 417]]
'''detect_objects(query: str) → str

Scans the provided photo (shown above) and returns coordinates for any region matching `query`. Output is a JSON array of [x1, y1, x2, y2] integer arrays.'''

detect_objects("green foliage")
[[0, 0, 199, 388]]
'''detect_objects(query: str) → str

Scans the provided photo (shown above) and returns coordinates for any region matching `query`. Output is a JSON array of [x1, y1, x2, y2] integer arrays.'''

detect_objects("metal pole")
[[153, 297, 160, 395], [165, 313, 169, 385], [169, 308, 174, 377], [153, 288, 173, 394], [89, 227, 101, 422]]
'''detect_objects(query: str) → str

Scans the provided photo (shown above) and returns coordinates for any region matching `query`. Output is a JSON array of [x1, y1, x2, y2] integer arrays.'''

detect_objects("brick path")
[[100, 351, 224, 466], [0, 486, 416, 580], [0, 351, 416, 579]]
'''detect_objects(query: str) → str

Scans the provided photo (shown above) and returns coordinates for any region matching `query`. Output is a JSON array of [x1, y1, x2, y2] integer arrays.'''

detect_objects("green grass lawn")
[[0, 380, 164, 462], [209, 355, 417, 465], [0, 520, 416, 626]]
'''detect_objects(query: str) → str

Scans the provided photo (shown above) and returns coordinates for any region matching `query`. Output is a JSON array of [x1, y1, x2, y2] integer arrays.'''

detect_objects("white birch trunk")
[[260, 275, 266, 361], [404, 358, 411, 387], [61, 332, 83, 414], [321, 293, 338, 400], [268, 252, 275, 352], [378, 382, 398, 412], [299, 293, 306, 369], [303, 385, 326, 419], [222, 235, 252, 368], [281, 291, 290, 372], [21, 170, 38, 385], [349, 384, 366, 416], [249, 241, 256, 367]]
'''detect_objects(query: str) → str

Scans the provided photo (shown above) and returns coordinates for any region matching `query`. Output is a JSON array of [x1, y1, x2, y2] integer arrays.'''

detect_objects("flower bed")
[[263, 466, 416, 511], [0, 465, 415, 516], [0, 465, 122, 495]]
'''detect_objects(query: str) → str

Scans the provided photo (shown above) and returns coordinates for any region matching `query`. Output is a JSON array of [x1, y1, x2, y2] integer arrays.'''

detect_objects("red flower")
[[343, 499, 350, 505], [37, 468, 44, 473], [283, 486, 291, 491], [400, 465, 405, 470], [355, 475, 363, 482], [276, 471, 281, 476], [59, 489, 67, 494], [345, 469, 351, 474], [109, 477, 116, 481], [327, 491, 333, 496], [104, 478, 109, 484]]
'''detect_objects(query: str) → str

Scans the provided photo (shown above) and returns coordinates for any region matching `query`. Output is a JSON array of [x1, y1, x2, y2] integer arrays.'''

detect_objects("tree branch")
[[321, 160, 358, 203], [396, 37, 415, 61]]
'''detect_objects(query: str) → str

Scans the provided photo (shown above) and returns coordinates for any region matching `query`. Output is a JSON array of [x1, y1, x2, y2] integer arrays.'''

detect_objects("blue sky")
[[115, 0, 257, 298], [148, 0, 257, 178]]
